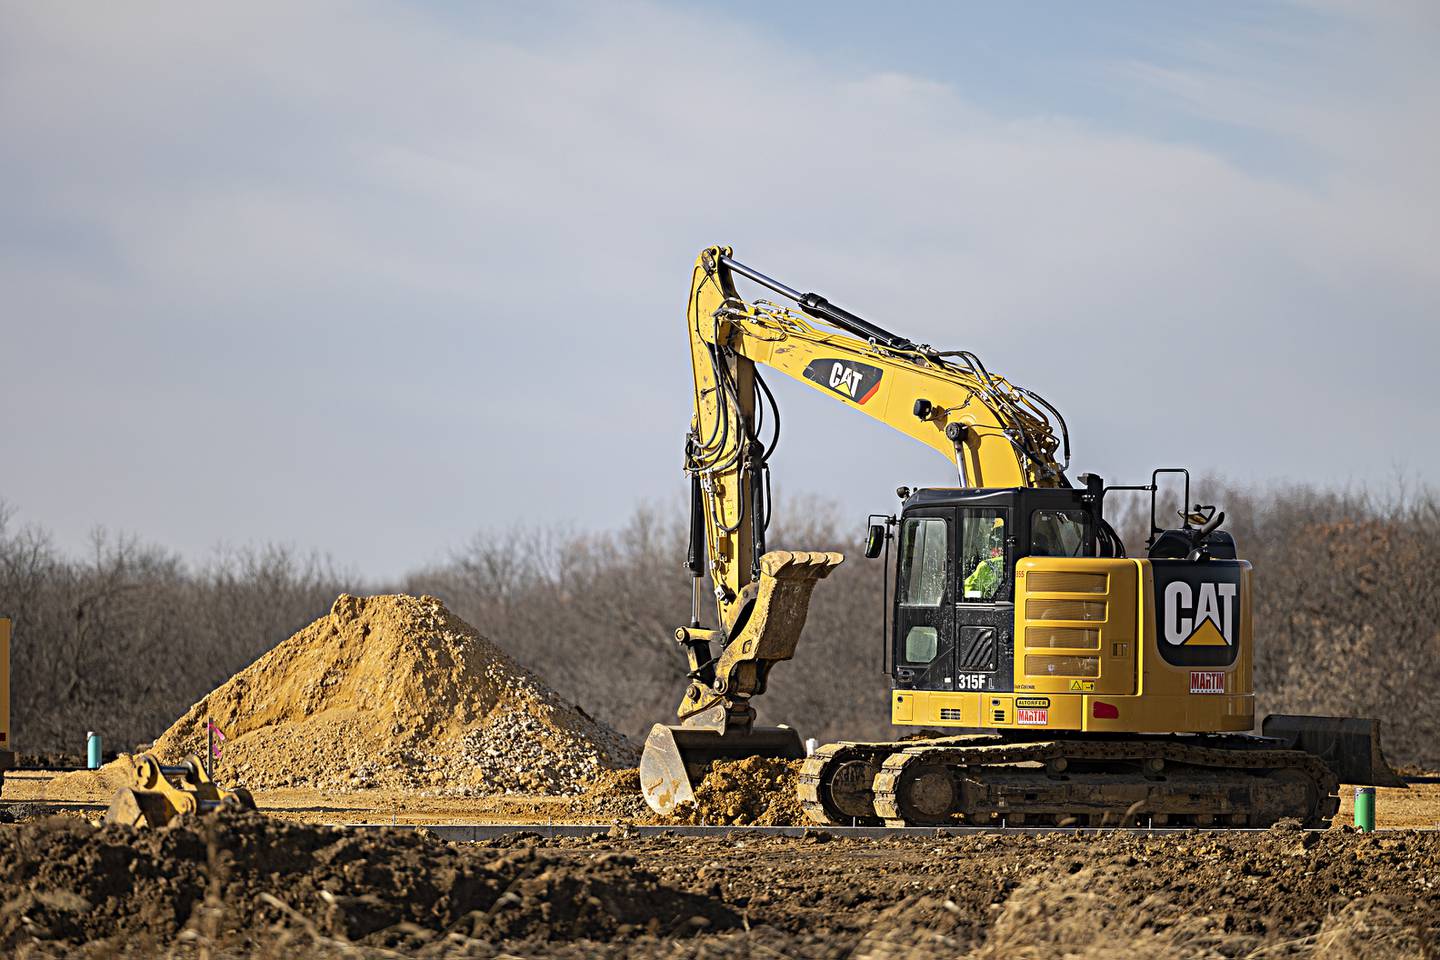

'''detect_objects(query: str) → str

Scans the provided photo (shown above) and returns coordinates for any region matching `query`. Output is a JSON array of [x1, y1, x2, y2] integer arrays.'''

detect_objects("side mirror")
[[864, 523, 886, 559]]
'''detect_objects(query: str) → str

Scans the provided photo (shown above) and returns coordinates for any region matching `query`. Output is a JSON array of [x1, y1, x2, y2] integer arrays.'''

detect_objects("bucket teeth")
[[759, 550, 844, 580], [717, 550, 844, 676]]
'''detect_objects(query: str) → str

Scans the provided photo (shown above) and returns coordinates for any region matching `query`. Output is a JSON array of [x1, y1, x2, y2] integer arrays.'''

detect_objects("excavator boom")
[[643, 247, 1068, 813]]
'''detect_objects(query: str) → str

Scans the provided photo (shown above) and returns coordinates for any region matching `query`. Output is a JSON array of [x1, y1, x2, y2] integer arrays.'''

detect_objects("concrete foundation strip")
[[335, 822, 1435, 841]]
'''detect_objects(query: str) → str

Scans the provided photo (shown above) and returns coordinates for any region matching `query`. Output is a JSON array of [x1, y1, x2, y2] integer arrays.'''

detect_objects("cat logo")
[[802, 358, 883, 405], [1151, 562, 1245, 668], [1164, 580, 1237, 648]]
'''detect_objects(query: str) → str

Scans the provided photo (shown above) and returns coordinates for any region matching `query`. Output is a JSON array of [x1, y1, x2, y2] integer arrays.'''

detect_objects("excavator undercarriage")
[[801, 734, 1343, 828]]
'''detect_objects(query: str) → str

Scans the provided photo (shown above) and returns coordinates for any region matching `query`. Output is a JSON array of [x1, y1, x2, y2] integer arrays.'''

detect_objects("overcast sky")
[[1, 1, 1435, 577]]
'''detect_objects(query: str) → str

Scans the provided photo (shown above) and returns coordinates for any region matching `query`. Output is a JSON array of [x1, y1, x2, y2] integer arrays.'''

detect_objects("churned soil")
[[504, 827, 1440, 958], [0, 809, 734, 957], [675, 757, 806, 826], [3, 813, 1438, 958], [50, 594, 635, 798], [572, 767, 653, 822]]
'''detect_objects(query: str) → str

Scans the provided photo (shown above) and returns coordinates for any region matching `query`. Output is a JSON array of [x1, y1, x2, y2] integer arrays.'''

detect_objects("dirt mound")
[[43, 756, 137, 798], [5, 813, 1440, 958], [0, 809, 734, 955], [61, 595, 635, 796], [573, 767, 652, 822], [856, 866, 1429, 959], [676, 757, 805, 826], [844, 830, 1440, 959]]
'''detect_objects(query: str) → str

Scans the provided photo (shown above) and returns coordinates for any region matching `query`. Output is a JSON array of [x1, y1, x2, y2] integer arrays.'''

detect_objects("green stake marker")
[[1354, 786, 1376, 832]]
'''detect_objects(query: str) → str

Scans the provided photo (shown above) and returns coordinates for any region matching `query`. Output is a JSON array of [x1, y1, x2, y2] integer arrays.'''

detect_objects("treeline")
[[0, 506, 349, 754], [1, 482, 1437, 768]]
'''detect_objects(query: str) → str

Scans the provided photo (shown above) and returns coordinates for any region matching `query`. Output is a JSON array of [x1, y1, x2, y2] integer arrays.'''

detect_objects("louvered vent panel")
[[1026, 599, 1106, 621], [1025, 627, 1101, 649], [1027, 571, 1108, 594]]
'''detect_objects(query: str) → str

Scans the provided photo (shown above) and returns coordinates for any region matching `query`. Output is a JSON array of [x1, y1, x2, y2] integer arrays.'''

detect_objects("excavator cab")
[[890, 485, 1103, 697]]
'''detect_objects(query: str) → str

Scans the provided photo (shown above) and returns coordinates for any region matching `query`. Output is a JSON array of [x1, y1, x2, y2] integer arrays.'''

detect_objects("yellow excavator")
[[640, 245, 1402, 827]]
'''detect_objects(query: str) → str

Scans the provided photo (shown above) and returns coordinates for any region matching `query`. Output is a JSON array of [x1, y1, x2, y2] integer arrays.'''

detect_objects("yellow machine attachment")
[[104, 753, 256, 828], [641, 550, 841, 813]]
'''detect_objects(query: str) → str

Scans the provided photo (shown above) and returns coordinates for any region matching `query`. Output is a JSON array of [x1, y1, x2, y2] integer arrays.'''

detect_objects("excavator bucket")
[[103, 754, 258, 828], [640, 723, 805, 814], [641, 550, 841, 815], [1262, 714, 1407, 788], [721, 551, 846, 666], [104, 787, 181, 829]]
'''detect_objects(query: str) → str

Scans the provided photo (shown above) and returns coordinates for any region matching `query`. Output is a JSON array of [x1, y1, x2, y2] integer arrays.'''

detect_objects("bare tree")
[[1, 481, 1435, 769]]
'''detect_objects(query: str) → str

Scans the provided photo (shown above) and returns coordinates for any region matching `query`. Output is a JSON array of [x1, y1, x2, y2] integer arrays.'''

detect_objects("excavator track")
[[800, 736, 976, 826], [803, 736, 1339, 829], [799, 742, 884, 826]]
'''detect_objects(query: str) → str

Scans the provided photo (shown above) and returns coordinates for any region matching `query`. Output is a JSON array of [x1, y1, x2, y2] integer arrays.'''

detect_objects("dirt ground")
[[6, 764, 1440, 958], [2, 806, 1438, 959], [10, 767, 1440, 829]]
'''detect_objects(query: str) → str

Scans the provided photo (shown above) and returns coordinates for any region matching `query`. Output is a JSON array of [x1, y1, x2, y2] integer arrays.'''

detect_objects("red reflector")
[[1092, 701, 1119, 719]]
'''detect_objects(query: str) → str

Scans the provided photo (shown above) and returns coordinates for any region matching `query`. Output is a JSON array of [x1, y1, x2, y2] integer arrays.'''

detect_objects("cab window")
[[903, 626, 938, 664], [959, 509, 1007, 601], [897, 517, 947, 607], [1031, 509, 1091, 558]]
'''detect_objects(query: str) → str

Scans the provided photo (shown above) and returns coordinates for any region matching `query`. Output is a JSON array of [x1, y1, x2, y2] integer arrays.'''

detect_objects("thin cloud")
[[0, 1, 1433, 575]]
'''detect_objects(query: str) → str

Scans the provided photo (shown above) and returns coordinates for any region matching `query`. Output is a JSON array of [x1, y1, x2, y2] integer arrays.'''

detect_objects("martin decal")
[[1151, 560, 1245, 668], [802, 359, 883, 404], [1189, 671, 1225, 695]]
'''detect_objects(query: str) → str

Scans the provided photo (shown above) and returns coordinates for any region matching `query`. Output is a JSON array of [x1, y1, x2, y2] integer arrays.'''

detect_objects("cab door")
[[891, 509, 956, 691], [952, 506, 1014, 693]]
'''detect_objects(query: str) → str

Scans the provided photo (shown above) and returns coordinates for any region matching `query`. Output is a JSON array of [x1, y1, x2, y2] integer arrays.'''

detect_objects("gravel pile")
[[66, 594, 635, 795]]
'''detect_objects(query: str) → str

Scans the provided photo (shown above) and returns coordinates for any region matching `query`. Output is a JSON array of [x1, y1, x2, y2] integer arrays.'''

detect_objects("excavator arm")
[[685, 245, 1069, 628], [641, 246, 1072, 813]]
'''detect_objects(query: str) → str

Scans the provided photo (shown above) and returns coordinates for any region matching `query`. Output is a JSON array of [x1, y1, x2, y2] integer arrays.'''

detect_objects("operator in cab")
[[962, 517, 1006, 600]]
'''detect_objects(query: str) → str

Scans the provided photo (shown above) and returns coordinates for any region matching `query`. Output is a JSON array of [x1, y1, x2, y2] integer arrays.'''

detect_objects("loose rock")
[[54, 594, 635, 796]]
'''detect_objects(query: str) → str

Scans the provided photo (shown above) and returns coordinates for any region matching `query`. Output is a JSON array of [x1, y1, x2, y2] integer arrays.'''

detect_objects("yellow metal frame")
[[892, 557, 1254, 734], [677, 247, 1254, 745]]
